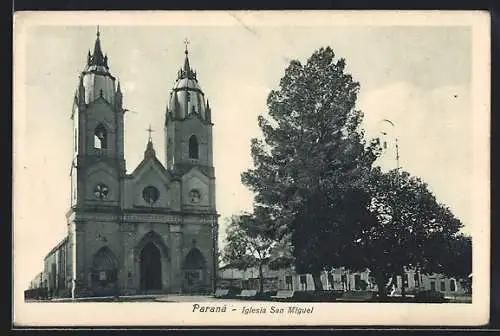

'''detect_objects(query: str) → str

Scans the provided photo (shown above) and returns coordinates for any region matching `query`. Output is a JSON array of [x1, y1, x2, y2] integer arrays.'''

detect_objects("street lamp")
[[378, 118, 408, 297], [378, 119, 400, 172]]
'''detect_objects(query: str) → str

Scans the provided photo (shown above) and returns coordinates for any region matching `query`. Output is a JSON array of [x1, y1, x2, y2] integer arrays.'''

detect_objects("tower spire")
[[177, 38, 197, 81], [146, 124, 155, 142], [89, 25, 106, 67], [144, 125, 156, 158], [183, 38, 191, 72]]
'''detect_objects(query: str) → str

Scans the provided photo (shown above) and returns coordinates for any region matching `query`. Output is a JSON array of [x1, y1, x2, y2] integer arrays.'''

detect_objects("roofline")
[[44, 236, 69, 260]]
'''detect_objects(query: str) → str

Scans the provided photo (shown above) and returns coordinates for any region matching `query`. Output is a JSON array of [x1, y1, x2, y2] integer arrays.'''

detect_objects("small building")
[[217, 264, 469, 297]]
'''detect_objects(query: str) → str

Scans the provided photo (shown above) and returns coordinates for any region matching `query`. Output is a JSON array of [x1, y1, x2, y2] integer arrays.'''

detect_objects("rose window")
[[143, 186, 160, 205], [190, 189, 201, 203], [94, 183, 109, 200]]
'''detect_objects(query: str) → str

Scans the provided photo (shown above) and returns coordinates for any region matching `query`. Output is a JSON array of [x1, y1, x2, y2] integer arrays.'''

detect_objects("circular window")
[[94, 183, 109, 200], [189, 189, 201, 203], [143, 186, 160, 205]]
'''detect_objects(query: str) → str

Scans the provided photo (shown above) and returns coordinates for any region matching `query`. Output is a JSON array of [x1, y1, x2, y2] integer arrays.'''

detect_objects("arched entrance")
[[91, 246, 119, 296], [183, 248, 206, 294], [139, 242, 162, 291]]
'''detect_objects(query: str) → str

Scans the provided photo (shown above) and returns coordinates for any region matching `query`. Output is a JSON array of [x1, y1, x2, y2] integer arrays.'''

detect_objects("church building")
[[38, 29, 219, 298]]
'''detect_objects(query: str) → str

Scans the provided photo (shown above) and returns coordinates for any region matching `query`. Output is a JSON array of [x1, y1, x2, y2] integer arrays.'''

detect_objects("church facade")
[[38, 30, 218, 298]]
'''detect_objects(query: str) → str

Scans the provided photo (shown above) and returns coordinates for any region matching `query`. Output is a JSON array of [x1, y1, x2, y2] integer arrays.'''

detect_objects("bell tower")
[[164, 42, 214, 179], [70, 27, 126, 209]]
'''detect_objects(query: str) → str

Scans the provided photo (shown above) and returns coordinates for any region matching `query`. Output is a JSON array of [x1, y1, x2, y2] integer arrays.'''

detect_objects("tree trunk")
[[400, 266, 406, 298], [374, 272, 389, 298], [258, 264, 264, 293], [312, 271, 324, 291]]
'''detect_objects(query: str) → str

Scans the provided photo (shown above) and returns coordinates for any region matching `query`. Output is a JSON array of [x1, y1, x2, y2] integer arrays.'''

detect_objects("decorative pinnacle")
[[146, 124, 155, 142], [97, 25, 100, 38], [184, 38, 190, 55]]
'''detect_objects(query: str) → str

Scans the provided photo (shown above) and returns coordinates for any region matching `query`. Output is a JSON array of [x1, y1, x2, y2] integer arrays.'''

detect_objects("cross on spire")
[[146, 124, 155, 141], [184, 38, 190, 55]]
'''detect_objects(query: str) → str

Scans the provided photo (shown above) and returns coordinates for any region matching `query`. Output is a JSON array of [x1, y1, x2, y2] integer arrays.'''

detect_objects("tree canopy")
[[221, 213, 277, 292], [239, 46, 470, 294], [346, 167, 465, 296], [241, 46, 379, 289]]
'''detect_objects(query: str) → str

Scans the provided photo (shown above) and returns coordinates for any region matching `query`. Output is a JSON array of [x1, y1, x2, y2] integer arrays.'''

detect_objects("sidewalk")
[[47, 294, 160, 303], [31, 294, 221, 303]]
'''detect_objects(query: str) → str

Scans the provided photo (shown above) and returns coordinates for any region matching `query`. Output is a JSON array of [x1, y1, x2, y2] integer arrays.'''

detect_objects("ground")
[[26, 294, 472, 303]]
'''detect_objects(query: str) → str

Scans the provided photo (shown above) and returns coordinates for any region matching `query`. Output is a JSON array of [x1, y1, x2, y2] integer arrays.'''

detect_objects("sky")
[[13, 12, 489, 291]]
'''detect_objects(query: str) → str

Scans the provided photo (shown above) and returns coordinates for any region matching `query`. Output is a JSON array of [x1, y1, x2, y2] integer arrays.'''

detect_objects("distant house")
[[217, 264, 469, 297]]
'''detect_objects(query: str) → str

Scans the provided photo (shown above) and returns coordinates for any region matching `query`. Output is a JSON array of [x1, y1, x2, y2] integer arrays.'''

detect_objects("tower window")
[[94, 124, 107, 149], [189, 189, 201, 203], [189, 135, 199, 159]]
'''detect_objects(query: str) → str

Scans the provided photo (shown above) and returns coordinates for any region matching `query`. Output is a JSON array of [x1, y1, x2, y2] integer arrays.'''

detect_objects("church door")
[[139, 242, 162, 292]]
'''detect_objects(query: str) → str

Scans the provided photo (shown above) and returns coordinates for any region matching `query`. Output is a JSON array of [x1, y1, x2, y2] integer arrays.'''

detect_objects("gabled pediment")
[[128, 156, 172, 185], [87, 96, 115, 111], [125, 155, 180, 210], [181, 166, 210, 183], [85, 160, 118, 177]]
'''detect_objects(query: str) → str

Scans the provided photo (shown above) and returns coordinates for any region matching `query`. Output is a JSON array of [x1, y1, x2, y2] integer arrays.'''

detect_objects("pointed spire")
[[178, 39, 196, 80], [172, 92, 180, 117], [89, 25, 106, 67], [115, 80, 123, 109], [206, 99, 211, 122], [183, 38, 191, 72], [144, 139, 156, 158], [144, 125, 156, 158], [78, 75, 85, 104]]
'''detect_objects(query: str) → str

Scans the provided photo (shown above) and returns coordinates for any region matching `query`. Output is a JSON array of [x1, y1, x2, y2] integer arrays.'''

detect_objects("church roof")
[[166, 44, 211, 123], [76, 27, 118, 106], [127, 138, 179, 181], [85, 26, 112, 75], [44, 236, 69, 260]]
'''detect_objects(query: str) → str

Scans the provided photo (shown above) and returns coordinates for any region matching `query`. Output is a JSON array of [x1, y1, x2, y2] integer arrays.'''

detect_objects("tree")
[[222, 213, 277, 293], [348, 167, 464, 298], [241, 47, 379, 290], [437, 233, 472, 292]]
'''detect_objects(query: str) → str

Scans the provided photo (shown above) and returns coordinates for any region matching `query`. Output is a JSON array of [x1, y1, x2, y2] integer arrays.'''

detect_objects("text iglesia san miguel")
[[39, 28, 219, 298]]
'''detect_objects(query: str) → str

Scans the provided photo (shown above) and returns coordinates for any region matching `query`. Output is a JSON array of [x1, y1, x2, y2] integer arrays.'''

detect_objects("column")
[[119, 222, 135, 295], [72, 223, 86, 298], [170, 224, 183, 293]]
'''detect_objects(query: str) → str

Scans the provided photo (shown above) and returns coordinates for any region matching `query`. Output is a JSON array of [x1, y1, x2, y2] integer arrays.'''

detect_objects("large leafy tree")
[[222, 213, 277, 293], [348, 168, 464, 297], [435, 233, 472, 293], [241, 47, 379, 290]]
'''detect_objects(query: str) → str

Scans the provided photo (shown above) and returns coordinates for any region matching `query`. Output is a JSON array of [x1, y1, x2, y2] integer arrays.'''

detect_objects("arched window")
[[183, 248, 206, 289], [91, 246, 118, 286], [94, 124, 107, 149], [189, 135, 198, 159]]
